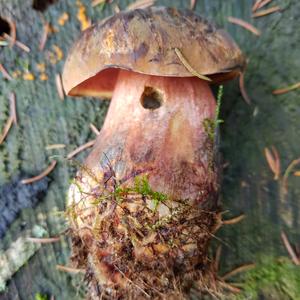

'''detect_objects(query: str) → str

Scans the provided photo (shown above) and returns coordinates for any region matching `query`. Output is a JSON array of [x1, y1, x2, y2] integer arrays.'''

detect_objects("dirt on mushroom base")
[[66, 174, 222, 299]]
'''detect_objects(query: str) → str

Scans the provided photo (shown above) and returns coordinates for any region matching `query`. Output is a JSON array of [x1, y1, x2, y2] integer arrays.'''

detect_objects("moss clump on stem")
[[67, 173, 222, 299]]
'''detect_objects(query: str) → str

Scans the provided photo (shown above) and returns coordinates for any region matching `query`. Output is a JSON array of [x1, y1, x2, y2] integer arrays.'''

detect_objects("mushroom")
[[63, 7, 245, 299]]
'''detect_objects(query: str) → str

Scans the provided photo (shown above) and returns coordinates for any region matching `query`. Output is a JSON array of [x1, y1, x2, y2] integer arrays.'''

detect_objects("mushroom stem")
[[83, 69, 218, 202]]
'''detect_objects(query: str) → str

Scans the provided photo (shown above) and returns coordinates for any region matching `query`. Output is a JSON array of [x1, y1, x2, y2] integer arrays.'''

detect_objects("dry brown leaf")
[[228, 17, 261, 36]]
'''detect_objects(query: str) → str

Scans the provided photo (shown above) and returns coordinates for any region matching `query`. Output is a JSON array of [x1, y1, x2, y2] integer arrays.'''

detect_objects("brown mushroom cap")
[[62, 7, 246, 97]]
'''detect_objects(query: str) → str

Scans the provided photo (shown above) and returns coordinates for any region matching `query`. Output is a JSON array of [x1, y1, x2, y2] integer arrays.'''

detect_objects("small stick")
[[0, 117, 14, 145], [67, 140, 96, 159], [252, 6, 281, 18], [190, 0, 197, 10], [9, 92, 17, 125], [281, 231, 300, 265], [27, 237, 61, 244], [21, 160, 57, 184], [239, 72, 251, 104], [3, 33, 30, 52], [175, 48, 211, 82], [56, 264, 85, 274], [0, 63, 13, 80], [221, 263, 255, 280], [272, 82, 300, 95], [127, 0, 156, 10], [90, 123, 100, 135], [228, 17, 261, 36], [45, 144, 66, 150], [222, 214, 245, 225], [55, 73, 65, 100]]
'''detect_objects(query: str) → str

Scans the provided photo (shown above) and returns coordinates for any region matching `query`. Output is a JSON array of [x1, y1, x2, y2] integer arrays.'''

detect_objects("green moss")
[[35, 293, 48, 300], [203, 85, 224, 142], [233, 256, 300, 300]]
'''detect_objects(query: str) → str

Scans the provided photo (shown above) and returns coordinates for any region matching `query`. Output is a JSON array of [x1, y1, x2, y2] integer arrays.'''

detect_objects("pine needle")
[[239, 72, 251, 104], [175, 48, 211, 82], [272, 82, 300, 95], [21, 160, 57, 184], [127, 0, 156, 11], [0, 63, 13, 80], [228, 17, 261, 36], [9, 92, 17, 125], [222, 214, 245, 225], [67, 140, 96, 159], [264, 146, 281, 180], [56, 265, 85, 274], [221, 263, 255, 280], [281, 231, 300, 265], [0, 117, 14, 145], [27, 237, 61, 244], [252, 6, 281, 18], [55, 73, 65, 100]]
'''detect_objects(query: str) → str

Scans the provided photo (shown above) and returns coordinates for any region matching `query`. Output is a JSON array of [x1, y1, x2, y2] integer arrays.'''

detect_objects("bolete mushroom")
[[63, 7, 245, 299]]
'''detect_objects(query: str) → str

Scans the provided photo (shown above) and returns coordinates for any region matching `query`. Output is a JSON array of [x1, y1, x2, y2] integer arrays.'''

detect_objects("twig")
[[9, 92, 17, 125], [0, 63, 13, 80], [222, 214, 245, 225], [190, 0, 197, 10], [90, 123, 100, 135], [175, 48, 211, 82], [221, 263, 255, 280], [55, 73, 65, 100], [56, 264, 85, 274], [239, 72, 251, 104], [272, 82, 300, 95], [45, 144, 66, 150], [252, 6, 281, 18], [281, 231, 300, 265], [127, 0, 156, 10], [67, 140, 96, 159], [27, 237, 61, 244], [0, 117, 14, 145], [3, 33, 30, 52], [228, 17, 261, 36], [21, 160, 57, 184], [264, 146, 281, 180]]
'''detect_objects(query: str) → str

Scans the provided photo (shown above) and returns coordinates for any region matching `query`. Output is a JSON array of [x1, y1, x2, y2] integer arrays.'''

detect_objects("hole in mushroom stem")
[[0, 17, 11, 36], [140, 86, 163, 110], [32, 0, 58, 12]]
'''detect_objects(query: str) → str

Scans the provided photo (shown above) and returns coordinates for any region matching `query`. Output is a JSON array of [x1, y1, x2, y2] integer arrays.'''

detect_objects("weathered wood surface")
[[0, 0, 299, 299]]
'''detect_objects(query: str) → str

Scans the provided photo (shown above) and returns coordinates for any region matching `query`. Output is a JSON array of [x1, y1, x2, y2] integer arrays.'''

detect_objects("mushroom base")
[[68, 180, 221, 299]]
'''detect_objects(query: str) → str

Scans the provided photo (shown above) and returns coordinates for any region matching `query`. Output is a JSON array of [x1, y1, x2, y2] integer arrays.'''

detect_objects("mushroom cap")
[[63, 6, 246, 97]]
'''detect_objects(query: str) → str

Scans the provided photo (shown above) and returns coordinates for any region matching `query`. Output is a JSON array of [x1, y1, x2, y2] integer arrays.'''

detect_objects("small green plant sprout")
[[203, 85, 224, 141]]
